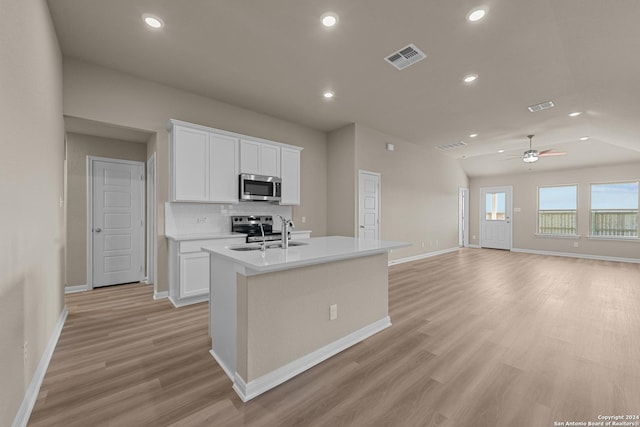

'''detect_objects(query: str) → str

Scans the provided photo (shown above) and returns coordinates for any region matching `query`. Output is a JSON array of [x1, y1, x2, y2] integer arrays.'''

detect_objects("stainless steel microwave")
[[239, 173, 281, 202]]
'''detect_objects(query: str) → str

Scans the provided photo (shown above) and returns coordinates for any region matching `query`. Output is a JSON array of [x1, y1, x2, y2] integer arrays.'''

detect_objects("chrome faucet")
[[278, 216, 295, 249], [258, 222, 267, 252]]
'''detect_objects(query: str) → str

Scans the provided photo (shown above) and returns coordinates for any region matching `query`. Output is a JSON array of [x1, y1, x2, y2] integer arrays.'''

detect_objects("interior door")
[[358, 170, 380, 240], [91, 158, 144, 287], [480, 186, 512, 250]]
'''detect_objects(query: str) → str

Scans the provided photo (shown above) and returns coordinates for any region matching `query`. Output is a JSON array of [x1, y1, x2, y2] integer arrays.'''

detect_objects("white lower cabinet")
[[179, 252, 210, 298], [168, 237, 245, 307]]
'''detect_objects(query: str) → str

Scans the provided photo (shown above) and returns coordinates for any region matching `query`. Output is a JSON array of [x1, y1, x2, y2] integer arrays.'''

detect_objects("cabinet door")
[[280, 147, 300, 205], [261, 144, 281, 177], [240, 140, 261, 175], [173, 126, 209, 201], [210, 134, 239, 202], [179, 252, 210, 298]]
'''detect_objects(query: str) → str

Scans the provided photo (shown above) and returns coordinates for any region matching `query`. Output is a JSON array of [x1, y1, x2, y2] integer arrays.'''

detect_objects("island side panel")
[[237, 252, 389, 382], [210, 256, 239, 380]]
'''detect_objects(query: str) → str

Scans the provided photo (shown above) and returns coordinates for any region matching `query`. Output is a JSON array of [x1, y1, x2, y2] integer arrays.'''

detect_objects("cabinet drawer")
[[179, 237, 245, 253]]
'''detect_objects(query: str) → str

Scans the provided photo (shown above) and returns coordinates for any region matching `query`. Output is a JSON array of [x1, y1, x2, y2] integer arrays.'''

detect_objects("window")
[[538, 185, 577, 235], [485, 192, 505, 220], [590, 182, 639, 237]]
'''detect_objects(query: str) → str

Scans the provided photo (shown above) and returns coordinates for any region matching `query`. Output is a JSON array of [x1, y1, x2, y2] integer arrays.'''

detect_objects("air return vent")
[[436, 141, 467, 151], [385, 43, 426, 70], [527, 101, 555, 112]]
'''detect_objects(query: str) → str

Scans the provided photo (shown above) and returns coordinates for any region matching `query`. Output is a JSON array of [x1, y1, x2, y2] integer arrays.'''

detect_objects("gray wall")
[[65, 133, 148, 287], [327, 124, 357, 236], [469, 162, 640, 260], [327, 123, 469, 261], [354, 124, 469, 261], [0, 0, 65, 424]]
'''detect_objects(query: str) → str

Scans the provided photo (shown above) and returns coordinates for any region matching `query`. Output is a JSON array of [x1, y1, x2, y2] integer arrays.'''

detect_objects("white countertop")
[[165, 232, 247, 241], [202, 236, 411, 274], [166, 230, 311, 241]]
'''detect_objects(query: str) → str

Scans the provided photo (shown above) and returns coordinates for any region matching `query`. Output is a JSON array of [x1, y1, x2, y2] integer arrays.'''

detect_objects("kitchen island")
[[202, 236, 409, 401]]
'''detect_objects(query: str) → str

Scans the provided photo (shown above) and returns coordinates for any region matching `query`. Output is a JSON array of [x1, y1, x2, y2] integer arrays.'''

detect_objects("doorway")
[[87, 157, 145, 287], [358, 170, 381, 240], [146, 153, 156, 286], [479, 186, 512, 250], [459, 187, 469, 247]]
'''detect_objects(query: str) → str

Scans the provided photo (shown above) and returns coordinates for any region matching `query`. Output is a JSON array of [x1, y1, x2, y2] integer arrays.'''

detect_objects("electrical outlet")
[[573, 241, 579, 248], [23, 341, 28, 363], [435, 239, 439, 247], [301, 216, 306, 223], [329, 304, 338, 320], [421, 242, 425, 248]]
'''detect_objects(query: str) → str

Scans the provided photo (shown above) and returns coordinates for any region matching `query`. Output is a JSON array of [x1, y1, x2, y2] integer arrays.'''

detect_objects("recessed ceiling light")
[[143, 14, 164, 29], [467, 8, 487, 22], [498, 149, 505, 153], [579, 136, 590, 141], [568, 111, 582, 117], [323, 90, 335, 99], [463, 74, 478, 83], [469, 133, 478, 138], [321, 13, 339, 27]]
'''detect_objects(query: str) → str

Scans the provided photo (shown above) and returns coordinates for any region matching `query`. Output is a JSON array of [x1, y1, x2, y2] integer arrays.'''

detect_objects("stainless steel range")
[[231, 216, 284, 243]]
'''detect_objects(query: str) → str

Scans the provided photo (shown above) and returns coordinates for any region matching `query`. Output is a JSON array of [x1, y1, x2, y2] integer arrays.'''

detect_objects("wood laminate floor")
[[29, 249, 640, 426]]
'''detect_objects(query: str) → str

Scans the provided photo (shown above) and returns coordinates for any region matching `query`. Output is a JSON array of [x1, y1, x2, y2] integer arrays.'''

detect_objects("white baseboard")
[[12, 306, 68, 427], [232, 316, 391, 402], [153, 291, 168, 300], [64, 284, 89, 294], [209, 349, 235, 381], [388, 247, 459, 266], [467, 244, 481, 249], [168, 294, 209, 308], [511, 247, 640, 264]]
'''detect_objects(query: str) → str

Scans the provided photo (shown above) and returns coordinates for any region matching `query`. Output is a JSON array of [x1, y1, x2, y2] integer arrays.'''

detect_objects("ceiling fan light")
[[523, 151, 538, 163]]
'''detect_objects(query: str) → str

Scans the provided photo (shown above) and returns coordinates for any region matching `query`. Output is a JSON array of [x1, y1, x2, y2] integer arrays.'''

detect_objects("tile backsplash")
[[165, 202, 293, 235]]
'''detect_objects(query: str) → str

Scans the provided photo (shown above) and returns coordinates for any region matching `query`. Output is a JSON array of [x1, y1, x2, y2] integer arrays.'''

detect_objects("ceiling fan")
[[521, 134, 567, 163]]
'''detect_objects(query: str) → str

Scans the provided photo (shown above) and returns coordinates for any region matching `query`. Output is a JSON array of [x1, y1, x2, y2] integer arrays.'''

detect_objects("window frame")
[[589, 180, 639, 239], [536, 184, 579, 237]]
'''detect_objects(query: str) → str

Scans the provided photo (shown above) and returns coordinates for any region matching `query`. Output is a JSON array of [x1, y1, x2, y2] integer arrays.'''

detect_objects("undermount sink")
[[229, 241, 308, 251]]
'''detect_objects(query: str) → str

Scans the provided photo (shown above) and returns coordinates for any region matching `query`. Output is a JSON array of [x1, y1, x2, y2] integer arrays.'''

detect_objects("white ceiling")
[[47, 0, 640, 177]]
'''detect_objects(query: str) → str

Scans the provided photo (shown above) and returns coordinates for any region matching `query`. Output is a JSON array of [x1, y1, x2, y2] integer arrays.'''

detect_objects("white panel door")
[[92, 159, 144, 287], [480, 186, 512, 250], [210, 134, 239, 202], [358, 170, 380, 240]]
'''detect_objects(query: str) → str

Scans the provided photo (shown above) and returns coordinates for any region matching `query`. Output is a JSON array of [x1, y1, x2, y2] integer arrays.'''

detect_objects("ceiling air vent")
[[436, 141, 467, 151], [527, 101, 555, 112], [385, 43, 426, 70]]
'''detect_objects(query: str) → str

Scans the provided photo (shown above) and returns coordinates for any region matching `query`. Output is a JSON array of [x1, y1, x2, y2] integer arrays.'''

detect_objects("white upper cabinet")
[[239, 140, 260, 175], [240, 139, 281, 177], [169, 119, 301, 204], [172, 125, 209, 202], [260, 144, 281, 177], [210, 134, 239, 202], [280, 147, 301, 205], [171, 123, 239, 203]]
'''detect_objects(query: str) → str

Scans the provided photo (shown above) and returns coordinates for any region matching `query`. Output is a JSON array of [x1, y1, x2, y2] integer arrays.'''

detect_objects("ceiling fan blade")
[[538, 149, 567, 157]]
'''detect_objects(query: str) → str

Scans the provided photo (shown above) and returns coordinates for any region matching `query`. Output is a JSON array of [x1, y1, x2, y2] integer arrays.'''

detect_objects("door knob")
[[95, 228, 102, 233]]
